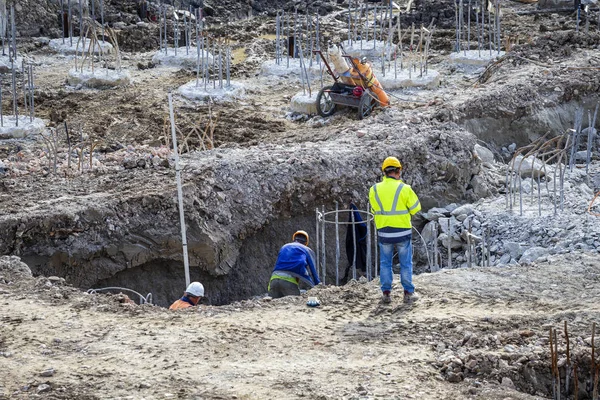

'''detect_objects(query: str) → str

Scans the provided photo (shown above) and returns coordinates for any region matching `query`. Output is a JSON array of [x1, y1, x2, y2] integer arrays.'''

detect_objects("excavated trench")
[[461, 95, 600, 153]]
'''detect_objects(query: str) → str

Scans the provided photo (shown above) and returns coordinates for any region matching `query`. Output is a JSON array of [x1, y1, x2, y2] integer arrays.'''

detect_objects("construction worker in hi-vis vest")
[[369, 157, 421, 305]]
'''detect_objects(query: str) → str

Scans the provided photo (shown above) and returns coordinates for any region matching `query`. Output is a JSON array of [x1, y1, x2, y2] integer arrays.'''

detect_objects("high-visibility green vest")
[[369, 177, 421, 230]]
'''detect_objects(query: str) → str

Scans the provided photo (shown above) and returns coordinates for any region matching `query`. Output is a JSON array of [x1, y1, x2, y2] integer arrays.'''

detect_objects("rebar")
[[467, 0, 471, 51], [226, 46, 231, 88], [366, 208, 372, 281], [447, 218, 452, 269], [335, 201, 340, 286], [565, 321, 571, 396], [351, 209, 357, 280], [550, 328, 556, 400], [184, 12, 189, 55], [555, 328, 561, 400], [315, 207, 320, 276], [321, 205, 326, 284], [276, 11, 280, 65], [348, 0, 352, 46], [218, 47, 223, 89], [587, 104, 599, 174], [374, 220, 378, 278], [0, 77, 3, 127], [592, 322, 596, 394], [68, 0, 73, 46], [10, 4, 16, 60], [11, 59, 17, 127], [29, 65, 34, 121], [467, 218, 472, 268]]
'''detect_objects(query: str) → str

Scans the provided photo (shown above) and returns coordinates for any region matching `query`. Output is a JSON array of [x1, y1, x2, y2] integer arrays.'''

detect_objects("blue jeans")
[[379, 240, 414, 293]]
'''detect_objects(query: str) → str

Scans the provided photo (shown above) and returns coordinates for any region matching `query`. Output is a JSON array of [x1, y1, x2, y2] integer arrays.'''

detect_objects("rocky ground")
[[0, 0, 600, 397]]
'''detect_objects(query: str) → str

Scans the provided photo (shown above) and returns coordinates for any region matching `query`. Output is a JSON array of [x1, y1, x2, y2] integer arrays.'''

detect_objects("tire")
[[358, 93, 376, 120], [316, 86, 336, 117]]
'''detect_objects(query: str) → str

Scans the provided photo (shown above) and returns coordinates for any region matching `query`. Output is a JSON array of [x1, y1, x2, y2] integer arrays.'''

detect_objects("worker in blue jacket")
[[268, 230, 321, 298]]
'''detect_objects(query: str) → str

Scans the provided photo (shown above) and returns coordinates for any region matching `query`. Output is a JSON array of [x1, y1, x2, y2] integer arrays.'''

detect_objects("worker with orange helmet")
[[268, 230, 321, 298], [369, 157, 421, 304], [169, 281, 205, 310]]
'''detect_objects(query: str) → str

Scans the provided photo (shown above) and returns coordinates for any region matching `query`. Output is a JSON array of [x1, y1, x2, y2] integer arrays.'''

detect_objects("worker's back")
[[169, 299, 193, 310]]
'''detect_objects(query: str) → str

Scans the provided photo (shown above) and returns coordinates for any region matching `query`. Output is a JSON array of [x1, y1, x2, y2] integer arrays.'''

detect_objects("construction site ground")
[[2, 251, 600, 400], [1, 0, 600, 398]]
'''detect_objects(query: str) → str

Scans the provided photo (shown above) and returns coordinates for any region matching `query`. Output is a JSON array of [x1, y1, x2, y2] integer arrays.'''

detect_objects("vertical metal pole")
[[374, 220, 378, 278], [276, 11, 280, 65], [321, 205, 326, 284], [212, 41, 216, 89], [467, 0, 471, 52], [315, 207, 320, 277], [196, 10, 200, 87], [467, 219, 472, 268], [168, 92, 190, 288], [0, 76, 3, 127], [226, 46, 231, 88], [11, 59, 17, 127], [286, 13, 290, 67], [184, 12, 189, 55], [351, 210, 357, 281], [335, 202, 340, 286], [218, 46, 223, 89], [68, 0, 73, 46], [78, 0, 83, 42], [164, 6, 168, 54], [366, 211, 372, 281], [100, 0, 105, 45], [433, 221, 438, 270], [447, 218, 452, 269], [29, 65, 34, 121], [159, 4, 163, 51], [21, 61, 27, 116], [496, 0, 501, 54], [10, 4, 16, 60], [316, 12, 320, 67], [488, 7, 492, 56], [348, 0, 352, 46], [61, 0, 65, 44], [481, 228, 486, 267]]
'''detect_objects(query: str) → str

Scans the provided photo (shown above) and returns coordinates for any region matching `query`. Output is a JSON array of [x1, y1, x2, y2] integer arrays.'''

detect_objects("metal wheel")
[[358, 93, 376, 120], [316, 85, 336, 117]]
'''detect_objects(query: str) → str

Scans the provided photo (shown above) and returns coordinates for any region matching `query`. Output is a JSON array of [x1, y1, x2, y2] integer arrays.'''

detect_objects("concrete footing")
[[152, 48, 214, 70], [290, 92, 318, 115], [450, 50, 505, 66], [49, 37, 113, 55], [67, 68, 131, 89], [377, 69, 441, 89], [0, 55, 24, 73], [260, 59, 322, 78], [0, 116, 46, 139], [178, 80, 245, 102], [340, 40, 394, 61]]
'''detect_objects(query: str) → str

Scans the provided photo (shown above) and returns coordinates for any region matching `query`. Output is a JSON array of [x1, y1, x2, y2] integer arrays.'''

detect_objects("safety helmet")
[[381, 156, 402, 172], [185, 282, 204, 297], [292, 230, 309, 246]]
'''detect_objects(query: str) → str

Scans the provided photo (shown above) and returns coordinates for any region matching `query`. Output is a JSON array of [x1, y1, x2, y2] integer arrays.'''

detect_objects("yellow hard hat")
[[381, 156, 402, 172], [292, 230, 309, 246]]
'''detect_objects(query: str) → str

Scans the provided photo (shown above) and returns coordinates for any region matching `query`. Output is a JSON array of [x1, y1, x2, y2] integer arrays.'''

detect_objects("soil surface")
[[2, 252, 599, 399]]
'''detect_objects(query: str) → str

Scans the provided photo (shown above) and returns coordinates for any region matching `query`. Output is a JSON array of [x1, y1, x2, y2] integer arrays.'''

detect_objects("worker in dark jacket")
[[268, 230, 321, 298]]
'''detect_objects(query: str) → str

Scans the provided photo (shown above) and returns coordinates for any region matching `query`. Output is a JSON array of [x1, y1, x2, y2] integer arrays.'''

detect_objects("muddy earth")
[[1, 0, 600, 398]]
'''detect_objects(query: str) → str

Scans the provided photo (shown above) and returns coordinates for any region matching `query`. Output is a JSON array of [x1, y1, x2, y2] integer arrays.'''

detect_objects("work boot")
[[403, 291, 419, 304], [382, 291, 391, 304]]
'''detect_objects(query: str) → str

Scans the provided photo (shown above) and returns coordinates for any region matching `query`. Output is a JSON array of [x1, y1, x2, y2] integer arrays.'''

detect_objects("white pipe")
[[168, 92, 190, 287]]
